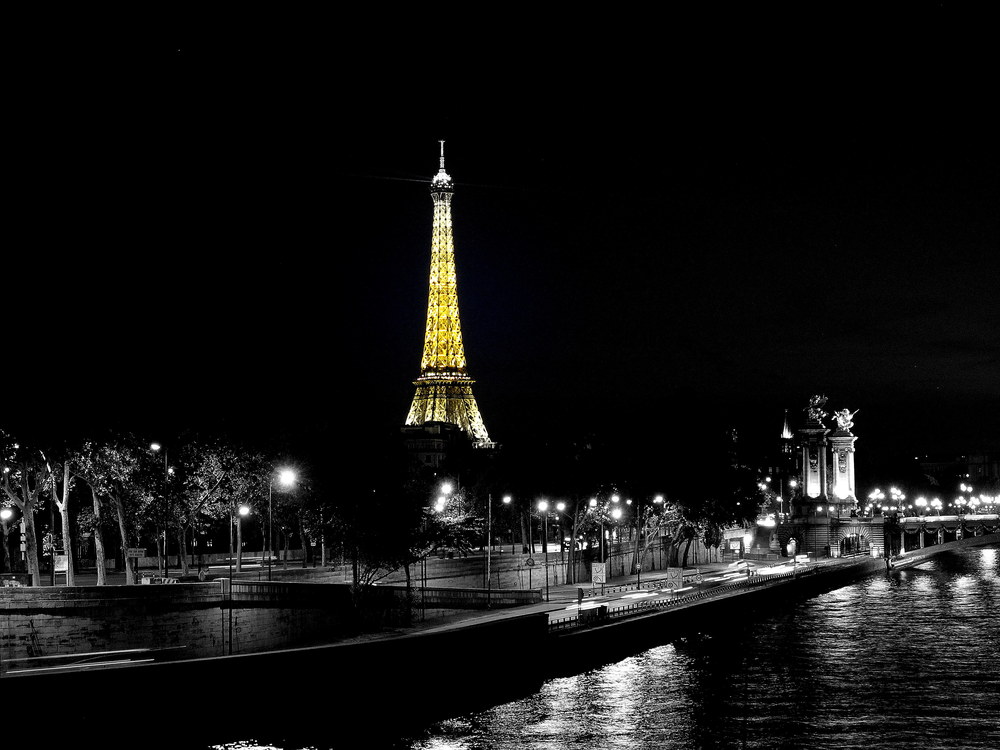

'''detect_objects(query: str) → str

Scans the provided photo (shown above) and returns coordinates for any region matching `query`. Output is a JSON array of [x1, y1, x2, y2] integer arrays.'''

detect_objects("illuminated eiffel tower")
[[404, 142, 493, 447]]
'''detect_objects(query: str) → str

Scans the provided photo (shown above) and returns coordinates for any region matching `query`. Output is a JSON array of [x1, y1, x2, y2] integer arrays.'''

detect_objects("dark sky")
[[6, 9, 998, 479]]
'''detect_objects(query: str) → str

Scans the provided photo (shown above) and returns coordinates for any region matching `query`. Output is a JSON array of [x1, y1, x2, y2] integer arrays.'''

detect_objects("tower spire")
[[781, 409, 793, 440], [405, 144, 492, 446]]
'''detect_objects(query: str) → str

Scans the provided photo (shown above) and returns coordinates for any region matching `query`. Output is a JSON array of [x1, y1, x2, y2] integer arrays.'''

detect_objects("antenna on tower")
[[439, 139, 446, 170]]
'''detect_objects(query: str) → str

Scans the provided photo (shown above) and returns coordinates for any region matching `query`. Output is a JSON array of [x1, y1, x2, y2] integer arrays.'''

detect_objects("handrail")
[[549, 570, 799, 632]]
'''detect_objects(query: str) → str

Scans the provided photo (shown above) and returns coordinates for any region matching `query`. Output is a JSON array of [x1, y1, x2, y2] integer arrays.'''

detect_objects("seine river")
[[216, 546, 999, 750]]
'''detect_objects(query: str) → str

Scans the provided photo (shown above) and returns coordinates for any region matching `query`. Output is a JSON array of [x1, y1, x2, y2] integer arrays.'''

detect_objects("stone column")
[[798, 424, 830, 506], [828, 430, 858, 515]]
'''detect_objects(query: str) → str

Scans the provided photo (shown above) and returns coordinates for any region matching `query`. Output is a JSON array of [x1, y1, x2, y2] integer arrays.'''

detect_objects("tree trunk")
[[632, 516, 641, 576], [1, 521, 13, 573], [299, 517, 308, 568], [2, 472, 43, 584], [177, 526, 189, 576], [56, 463, 75, 586], [681, 538, 693, 569], [24, 505, 41, 586], [520, 511, 530, 553], [111, 494, 135, 585], [157, 531, 165, 576], [18, 476, 43, 586], [402, 562, 412, 625], [90, 483, 107, 586]]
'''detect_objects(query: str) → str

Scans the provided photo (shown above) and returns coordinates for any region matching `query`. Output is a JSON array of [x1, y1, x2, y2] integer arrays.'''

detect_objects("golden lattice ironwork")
[[405, 142, 492, 445]]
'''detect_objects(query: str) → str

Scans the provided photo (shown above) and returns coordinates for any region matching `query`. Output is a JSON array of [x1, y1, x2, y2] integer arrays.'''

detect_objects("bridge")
[[889, 514, 1000, 570]]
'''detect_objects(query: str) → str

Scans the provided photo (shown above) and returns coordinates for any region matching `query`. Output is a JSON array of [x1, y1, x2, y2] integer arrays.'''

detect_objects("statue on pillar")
[[832, 408, 859, 433], [805, 394, 828, 424]]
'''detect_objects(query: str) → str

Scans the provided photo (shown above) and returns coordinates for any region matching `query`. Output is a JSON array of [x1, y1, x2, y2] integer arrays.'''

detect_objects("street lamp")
[[652, 495, 665, 569], [610, 505, 623, 572], [234, 504, 250, 573], [150, 442, 171, 577], [486, 493, 496, 607], [434, 481, 454, 515], [890, 487, 905, 513], [537, 500, 550, 602], [226, 504, 249, 655], [268, 469, 296, 581], [588, 497, 602, 562], [502, 495, 513, 553]]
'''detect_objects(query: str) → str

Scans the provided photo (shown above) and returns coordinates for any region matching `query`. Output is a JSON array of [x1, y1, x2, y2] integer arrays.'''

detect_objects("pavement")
[[402, 554, 841, 634], [21, 553, 848, 638]]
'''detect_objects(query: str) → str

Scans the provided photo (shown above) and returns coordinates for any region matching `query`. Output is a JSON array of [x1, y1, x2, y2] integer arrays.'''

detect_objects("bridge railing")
[[549, 570, 799, 632]]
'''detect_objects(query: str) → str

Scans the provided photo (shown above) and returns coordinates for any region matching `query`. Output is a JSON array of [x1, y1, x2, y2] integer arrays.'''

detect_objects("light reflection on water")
[[214, 547, 1000, 750]]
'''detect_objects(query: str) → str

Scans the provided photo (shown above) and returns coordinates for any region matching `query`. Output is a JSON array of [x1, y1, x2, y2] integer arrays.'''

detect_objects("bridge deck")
[[889, 531, 1000, 570]]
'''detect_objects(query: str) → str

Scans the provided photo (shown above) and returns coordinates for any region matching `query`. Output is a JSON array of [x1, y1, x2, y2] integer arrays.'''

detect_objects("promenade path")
[[399, 554, 854, 636], [23, 553, 858, 642]]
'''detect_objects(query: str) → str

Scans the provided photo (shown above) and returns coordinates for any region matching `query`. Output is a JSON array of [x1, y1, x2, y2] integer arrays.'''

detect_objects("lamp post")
[[503, 495, 513, 553], [611, 505, 622, 575], [652, 494, 664, 570], [268, 469, 296, 581], [610, 494, 621, 552], [634, 496, 645, 588], [486, 493, 493, 608], [889, 487, 905, 514], [537, 500, 549, 602], [588, 498, 602, 562], [150, 443, 170, 578], [555, 501, 567, 579], [235, 504, 250, 573], [228, 504, 249, 654]]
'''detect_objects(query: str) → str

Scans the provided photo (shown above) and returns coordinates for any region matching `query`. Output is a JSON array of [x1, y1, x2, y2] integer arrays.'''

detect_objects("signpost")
[[664, 567, 683, 589], [592, 561, 606, 594], [126, 549, 145, 583]]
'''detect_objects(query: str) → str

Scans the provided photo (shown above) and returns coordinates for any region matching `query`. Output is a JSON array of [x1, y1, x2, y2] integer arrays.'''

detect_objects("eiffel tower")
[[404, 142, 493, 447]]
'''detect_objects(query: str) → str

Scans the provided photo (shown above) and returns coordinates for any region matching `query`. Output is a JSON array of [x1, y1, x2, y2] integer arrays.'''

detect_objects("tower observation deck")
[[404, 142, 492, 446]]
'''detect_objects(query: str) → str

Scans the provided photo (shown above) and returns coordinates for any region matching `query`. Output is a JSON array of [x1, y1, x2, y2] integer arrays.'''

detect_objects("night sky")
[[7, 9, 998, 484]]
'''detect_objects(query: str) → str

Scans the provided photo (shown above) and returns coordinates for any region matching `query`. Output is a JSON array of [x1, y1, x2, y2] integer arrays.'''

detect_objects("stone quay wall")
[[0, 577, 540, 670], [0, 580, 365, 668]]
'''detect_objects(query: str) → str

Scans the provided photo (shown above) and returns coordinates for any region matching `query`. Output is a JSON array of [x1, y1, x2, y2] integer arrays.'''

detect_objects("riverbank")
[[0, 552, 909, 746]]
